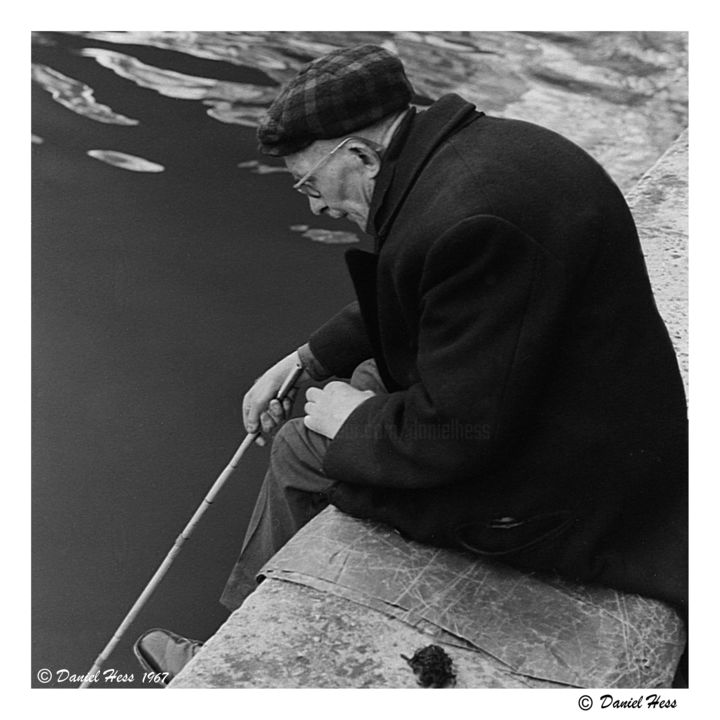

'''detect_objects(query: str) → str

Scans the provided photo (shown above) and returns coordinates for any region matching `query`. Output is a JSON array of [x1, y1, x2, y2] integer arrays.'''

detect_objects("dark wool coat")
[[308, 94, 688, 611]]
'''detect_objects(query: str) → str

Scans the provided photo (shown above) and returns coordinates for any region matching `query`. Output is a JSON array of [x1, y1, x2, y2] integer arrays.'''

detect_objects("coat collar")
[[366, 93, 481, 245]]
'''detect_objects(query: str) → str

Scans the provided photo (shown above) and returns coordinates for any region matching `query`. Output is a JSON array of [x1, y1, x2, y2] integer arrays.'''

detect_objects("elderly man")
[[136, 44, 687, 679]]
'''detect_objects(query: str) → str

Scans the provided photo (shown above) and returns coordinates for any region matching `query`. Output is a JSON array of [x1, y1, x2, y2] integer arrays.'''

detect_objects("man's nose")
[[308, 196, 326, 216]]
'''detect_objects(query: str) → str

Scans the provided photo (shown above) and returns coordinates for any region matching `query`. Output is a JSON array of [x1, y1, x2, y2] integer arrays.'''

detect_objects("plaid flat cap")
[[257, 44, 414, 156]]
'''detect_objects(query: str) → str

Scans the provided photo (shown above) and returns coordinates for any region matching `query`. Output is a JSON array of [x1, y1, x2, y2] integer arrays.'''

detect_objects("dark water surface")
[[31, 31, 687, 688]]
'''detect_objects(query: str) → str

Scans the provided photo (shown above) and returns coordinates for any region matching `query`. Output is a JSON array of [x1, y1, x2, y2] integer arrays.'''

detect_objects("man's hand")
[[304, 382, 375, 439], [243, 351, 312, 446]]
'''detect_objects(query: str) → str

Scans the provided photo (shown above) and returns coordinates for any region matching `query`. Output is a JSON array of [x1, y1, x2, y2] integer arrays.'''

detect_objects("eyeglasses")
[[292, 137, 353, 198]]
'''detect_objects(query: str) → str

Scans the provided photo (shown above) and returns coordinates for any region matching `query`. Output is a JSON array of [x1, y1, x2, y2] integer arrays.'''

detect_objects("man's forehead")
[[283, 153, 306, 178]]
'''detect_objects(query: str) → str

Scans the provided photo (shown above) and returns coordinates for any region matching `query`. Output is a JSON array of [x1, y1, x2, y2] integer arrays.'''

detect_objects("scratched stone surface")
[[254, 507, 685, 688], [626, 131, 688, 394], [171, 578, 564, 688]]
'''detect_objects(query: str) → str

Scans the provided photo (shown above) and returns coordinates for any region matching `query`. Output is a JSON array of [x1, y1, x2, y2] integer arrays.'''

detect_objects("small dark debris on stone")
[[401, 644, 456, 688]]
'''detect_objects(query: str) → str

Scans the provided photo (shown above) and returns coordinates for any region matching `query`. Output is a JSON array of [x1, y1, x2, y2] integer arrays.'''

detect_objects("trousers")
[[219, 359, 386, 611]]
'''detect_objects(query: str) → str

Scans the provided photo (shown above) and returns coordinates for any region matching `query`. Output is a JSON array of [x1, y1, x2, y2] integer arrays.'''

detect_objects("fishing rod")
[[78, 362, 304, 689]]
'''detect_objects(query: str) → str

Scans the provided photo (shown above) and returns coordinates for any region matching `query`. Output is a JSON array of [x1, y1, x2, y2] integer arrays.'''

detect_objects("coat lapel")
[[368, 94, 481, 245]]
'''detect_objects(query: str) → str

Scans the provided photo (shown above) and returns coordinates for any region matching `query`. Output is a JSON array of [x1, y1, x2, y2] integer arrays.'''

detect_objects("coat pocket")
[[453, 511, 573, 557]]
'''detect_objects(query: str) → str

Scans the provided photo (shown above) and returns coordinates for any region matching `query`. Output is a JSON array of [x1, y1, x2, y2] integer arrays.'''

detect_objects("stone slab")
[[172, 509, 685, 689], [171, 578, 560, 689]]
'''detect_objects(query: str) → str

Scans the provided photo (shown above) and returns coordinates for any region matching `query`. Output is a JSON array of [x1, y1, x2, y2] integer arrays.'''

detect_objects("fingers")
[[243, 391, 279, 434], [251, 407, 281, 446], [304, 387, 317, 417], [302, 388, 322, 434], [268, 399, 284, 423], [250, 395, 297, 446], [243, 353, 306, 444], [303, 413, 319, 433], [243, 387, 260, 434]]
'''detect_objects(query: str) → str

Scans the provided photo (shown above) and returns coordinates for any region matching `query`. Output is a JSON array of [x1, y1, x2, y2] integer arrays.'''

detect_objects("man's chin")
[[349, 214, 367, 231], [329, 210, 366, 231]]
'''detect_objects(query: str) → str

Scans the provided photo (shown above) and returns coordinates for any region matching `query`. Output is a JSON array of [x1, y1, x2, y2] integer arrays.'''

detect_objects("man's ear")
[[348, 141, 382, 179]]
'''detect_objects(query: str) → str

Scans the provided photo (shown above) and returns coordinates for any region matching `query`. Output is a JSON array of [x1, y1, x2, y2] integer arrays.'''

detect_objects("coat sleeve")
[[323, 214, 569, 489], [307, 301, 375, 379]]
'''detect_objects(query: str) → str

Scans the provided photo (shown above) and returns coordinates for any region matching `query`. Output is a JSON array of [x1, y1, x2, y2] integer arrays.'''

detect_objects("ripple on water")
[[31, 63, 140, 126], [73, 31, 335, 84], [42, 31, 686, 193], [79, 48, 277, 125], [87, 150, 165, 173], [237, 160, 288, 175], [59, 32, 687, 189], [290, 227, 360, 245]]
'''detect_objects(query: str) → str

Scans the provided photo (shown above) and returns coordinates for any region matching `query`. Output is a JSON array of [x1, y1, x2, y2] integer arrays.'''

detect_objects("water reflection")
[[31, 63, 140, 125], [79, 47, 277, 126], [31, 31, 688, 239], [32, 31, 688, 191], [72, 30, 338, 83], [237, 160, 289, 175], [87, 149, 165, 173], [290, 226, 360, 245]]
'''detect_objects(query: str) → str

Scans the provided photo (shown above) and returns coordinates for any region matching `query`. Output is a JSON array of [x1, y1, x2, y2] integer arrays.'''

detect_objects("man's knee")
[[268, 418, 331, 491], [270, 418, 308, 461]]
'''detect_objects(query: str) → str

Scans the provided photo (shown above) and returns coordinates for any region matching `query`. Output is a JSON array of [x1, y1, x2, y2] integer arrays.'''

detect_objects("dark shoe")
[[133, 627, 203, 684]]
